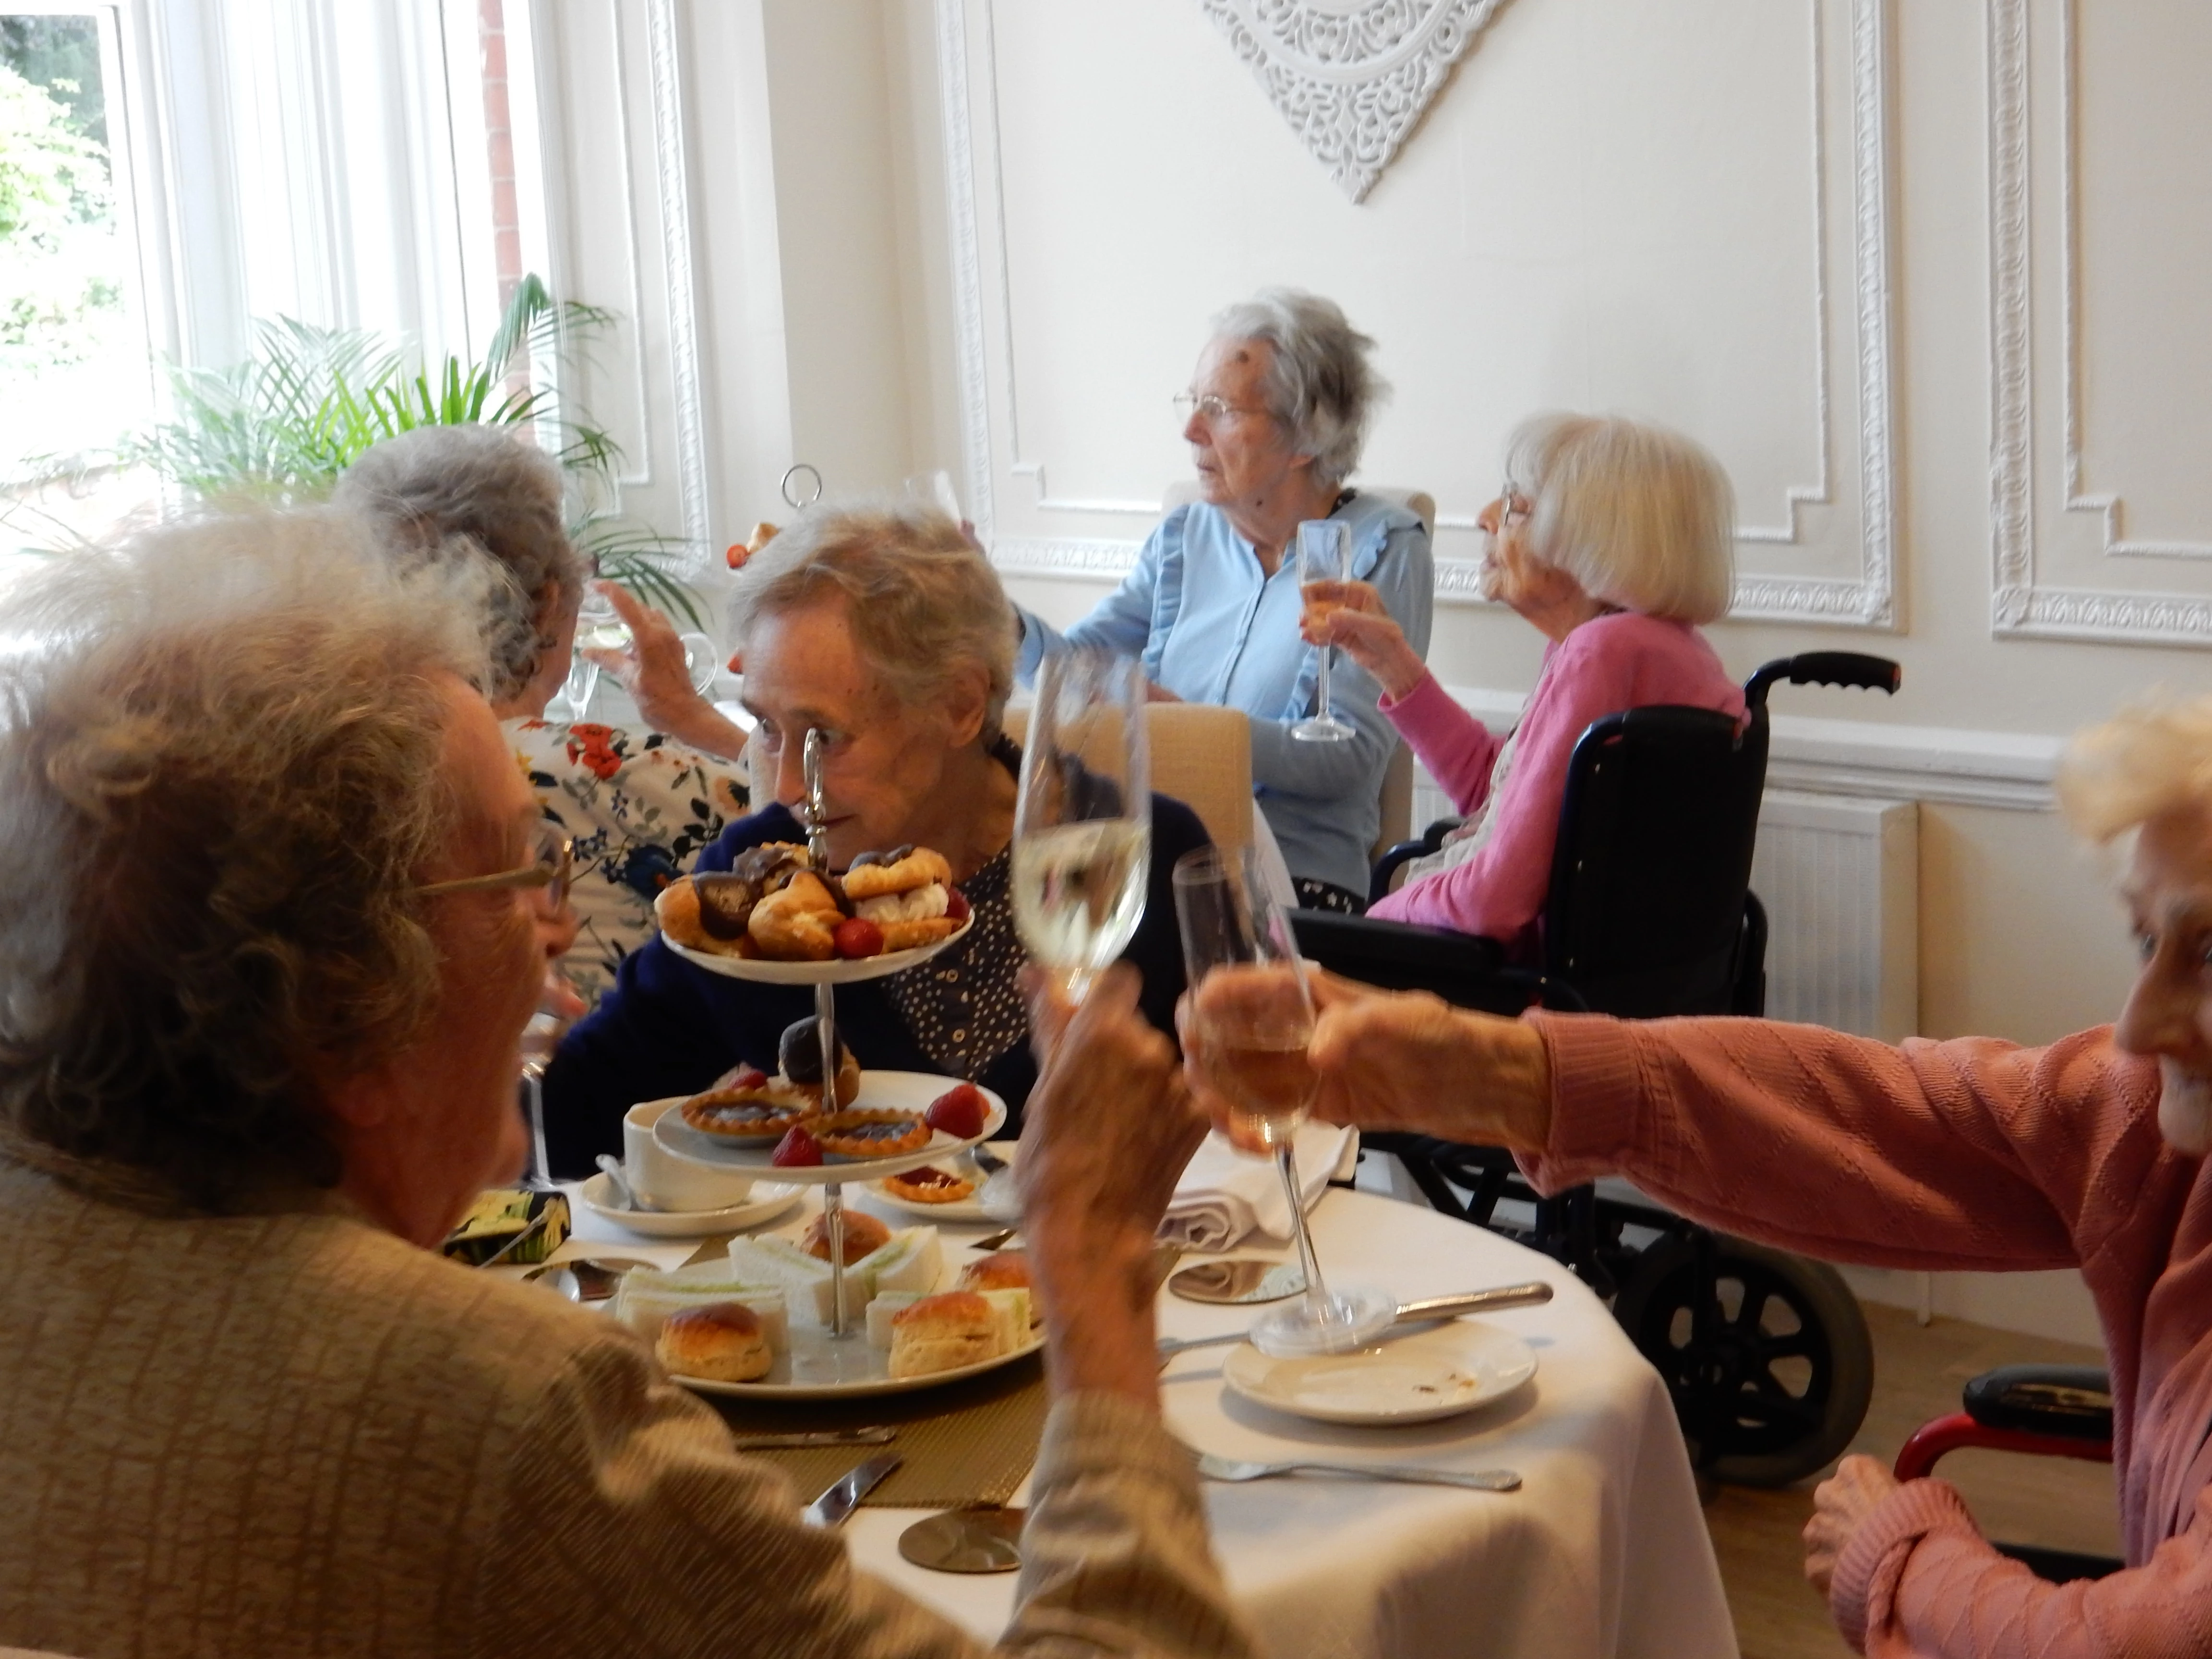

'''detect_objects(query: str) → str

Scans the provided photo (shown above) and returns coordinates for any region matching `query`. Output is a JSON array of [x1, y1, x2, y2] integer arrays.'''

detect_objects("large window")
[[0, 7, 157, 554]]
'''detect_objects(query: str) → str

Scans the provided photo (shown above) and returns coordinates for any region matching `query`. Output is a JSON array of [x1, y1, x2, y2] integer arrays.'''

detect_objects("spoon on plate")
[[1195, 1453, 1519, 1492]]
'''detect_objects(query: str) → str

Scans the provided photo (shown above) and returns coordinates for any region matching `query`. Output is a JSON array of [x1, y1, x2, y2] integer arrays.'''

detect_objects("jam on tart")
[[810, 1109, 932, 1159], [680, 1086, 816, 1140]]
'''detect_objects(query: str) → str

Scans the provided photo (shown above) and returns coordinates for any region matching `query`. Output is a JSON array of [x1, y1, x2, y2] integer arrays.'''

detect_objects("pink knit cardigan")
[[1366, 612, 1743, 950], [1525, 1011, 2212, 1658]]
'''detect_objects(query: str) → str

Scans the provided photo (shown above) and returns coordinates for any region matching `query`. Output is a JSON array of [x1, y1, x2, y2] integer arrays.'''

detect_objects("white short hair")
[[1507, 413, 1736, 625], [2057, 693, 2212, 843], [1209, 289, 1388, 490]]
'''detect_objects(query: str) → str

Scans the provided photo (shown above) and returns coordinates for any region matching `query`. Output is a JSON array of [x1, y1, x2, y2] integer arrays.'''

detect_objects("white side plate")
[[576, 1172, 802, 1238], [1221, 1320, 1538, 1425]]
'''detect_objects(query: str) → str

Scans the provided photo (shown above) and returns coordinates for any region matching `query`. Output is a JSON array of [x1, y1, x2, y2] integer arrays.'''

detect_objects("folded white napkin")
[[1158, 1121, 1358, 1251]]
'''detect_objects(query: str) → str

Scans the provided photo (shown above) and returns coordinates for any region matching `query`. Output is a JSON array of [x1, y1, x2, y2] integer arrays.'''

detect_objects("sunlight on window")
[[0, 9, 156, 566]]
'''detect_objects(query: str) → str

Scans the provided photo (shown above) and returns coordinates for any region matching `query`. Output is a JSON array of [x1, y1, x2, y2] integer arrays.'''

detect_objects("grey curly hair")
[[0, 509, 493, 1209], [1208, 288, 1389, 490], [334, 425, 581, 705], [729, 502, 1016, 742]]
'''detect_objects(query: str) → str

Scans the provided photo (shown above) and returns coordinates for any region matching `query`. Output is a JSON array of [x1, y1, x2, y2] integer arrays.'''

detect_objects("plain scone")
[[657, 1301, 775, 1382], [887, 1290, 998, 1379]]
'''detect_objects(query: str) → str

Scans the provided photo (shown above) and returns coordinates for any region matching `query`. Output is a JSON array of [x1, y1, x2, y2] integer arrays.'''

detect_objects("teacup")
[[623, 1097, 756, 1213]]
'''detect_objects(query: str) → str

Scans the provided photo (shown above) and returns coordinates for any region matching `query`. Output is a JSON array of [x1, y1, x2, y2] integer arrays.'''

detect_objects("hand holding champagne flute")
[[1298, 578, 1428, 703], [1174, 845, 1393, 1355], [1291, 519, 1355, 742]]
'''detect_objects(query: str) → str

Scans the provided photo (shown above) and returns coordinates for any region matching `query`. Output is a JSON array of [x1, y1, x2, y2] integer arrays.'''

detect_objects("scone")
[[747, 871, 842, 961], [657, 1301, 775, 1382], [800, 1208, 891, 1265], [888, 1291, 998, 1378]]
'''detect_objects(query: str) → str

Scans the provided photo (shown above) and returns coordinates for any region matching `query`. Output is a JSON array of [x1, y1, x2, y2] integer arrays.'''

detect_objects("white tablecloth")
[[828, 1190, 1735, 1659]]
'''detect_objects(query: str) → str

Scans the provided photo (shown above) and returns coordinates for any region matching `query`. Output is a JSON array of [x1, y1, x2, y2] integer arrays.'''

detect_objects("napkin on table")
[[1158, 1121, 1358, 1251]]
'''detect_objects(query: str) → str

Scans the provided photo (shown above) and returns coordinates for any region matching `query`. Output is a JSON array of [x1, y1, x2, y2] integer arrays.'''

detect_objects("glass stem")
[[1064, 965, 1095, 1004], [1315, 644, 1333, 722], [1277, 1141, 1331, 1315]]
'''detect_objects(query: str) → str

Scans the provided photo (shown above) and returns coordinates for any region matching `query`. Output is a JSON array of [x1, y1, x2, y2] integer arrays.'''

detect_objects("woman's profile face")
[[739, 597, 970, 866], [1183, 336, 1305, 511]]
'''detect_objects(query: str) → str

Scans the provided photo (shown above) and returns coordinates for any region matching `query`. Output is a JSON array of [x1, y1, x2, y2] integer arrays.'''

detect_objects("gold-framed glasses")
[[1173, 390, 1268, 426], [418, 819, 574, 913]]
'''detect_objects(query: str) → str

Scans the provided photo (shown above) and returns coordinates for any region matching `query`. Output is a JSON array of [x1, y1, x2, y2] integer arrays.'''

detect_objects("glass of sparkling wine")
[[1290, 518, 1355, 742], [559, 589, 721, 721], [1174, 844, 1393, 1356], [1012, 650, 1151, 1001]]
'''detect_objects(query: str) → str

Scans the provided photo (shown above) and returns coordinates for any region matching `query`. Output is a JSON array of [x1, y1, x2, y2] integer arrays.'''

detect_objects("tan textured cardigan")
[[0, 1162, 1256, 1659]]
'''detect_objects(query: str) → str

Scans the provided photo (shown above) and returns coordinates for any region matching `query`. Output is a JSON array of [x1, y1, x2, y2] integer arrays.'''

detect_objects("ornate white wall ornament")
[[1987, 0, 2212, 645], [1197, 0, 1512, 203]]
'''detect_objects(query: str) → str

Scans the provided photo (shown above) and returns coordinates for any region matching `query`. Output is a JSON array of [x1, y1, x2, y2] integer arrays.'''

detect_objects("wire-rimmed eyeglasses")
[[418, 819, 574, 914], [1172, 390, 1270, 426]]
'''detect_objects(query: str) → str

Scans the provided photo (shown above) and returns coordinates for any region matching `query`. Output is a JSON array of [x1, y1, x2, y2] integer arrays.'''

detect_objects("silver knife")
[[731, 1426, 897, 1451], [801, 1452, 903, 1527], [1156, 1280, 1555, 1361]]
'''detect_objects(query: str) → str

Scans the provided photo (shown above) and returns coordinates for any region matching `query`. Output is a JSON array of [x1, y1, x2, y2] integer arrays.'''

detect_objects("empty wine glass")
[[1175, 844, 1392, 1356], [1291, 519, 1355, 742], [904, 469, 962, 523], [1012, 650, 1151, 1001]]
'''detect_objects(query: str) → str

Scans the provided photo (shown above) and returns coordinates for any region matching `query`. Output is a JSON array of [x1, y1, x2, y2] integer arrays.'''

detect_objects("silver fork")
[[1195, 1453, 1519, 1492]]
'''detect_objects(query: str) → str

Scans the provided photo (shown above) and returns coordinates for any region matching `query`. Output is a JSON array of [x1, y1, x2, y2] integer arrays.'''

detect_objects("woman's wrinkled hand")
[[1803, 1455, 1900, 1600], [581, 580, 749, 761], [1019, 963, 1208, 1245], [1182, 969, 1553, 1149], [1299, 580, 1426, 699]]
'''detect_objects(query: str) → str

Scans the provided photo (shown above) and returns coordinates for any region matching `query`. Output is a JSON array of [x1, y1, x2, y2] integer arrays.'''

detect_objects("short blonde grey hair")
[[334, 425, 581, 704], [2056, 693, 2212, 843], [729, 503, 1016, 741], [1507, 413, 1736, 625], [0, 509, 493, 1209], [1210, 289, 1388, 490]]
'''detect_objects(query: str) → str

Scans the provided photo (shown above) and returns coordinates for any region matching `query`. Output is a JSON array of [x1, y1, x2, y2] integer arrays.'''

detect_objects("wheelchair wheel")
[[1612, 1232, 1873, 1488]]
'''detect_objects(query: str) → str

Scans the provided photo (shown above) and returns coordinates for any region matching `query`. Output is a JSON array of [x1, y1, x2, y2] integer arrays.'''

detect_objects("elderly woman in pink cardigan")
[[1303, 411, 1740, 946], [1187, 693, 2212, 1658]]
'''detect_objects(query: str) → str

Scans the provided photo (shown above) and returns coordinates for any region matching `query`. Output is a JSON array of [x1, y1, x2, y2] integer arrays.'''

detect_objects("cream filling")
[[855, 883, 950, 924]]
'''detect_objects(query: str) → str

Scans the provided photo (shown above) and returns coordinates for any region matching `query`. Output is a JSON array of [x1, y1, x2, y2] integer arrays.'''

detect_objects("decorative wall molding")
[[1438, 683, 2063, 811], [1987, 0, 2212, 644], [1196, 0, 1510, 204], [939, 0, 1899, 632]]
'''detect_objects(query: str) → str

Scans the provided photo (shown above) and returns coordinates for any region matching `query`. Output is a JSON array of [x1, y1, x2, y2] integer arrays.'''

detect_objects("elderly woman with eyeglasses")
[[1302, 412, 1742, 954], [541, 503, 1210, 1173], [1012, 289, 1434, 916], [337, 426, 748, 1005]]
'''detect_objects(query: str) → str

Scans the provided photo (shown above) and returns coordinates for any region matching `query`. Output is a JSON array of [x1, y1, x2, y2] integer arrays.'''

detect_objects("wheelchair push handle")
[[1745, 652, 1901, 709]]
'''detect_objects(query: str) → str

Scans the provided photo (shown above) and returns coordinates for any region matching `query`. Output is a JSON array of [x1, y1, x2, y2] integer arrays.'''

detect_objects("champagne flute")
[[562, 588, 721, 721], [1174, 844, 1393, 1356], [904, 469, 962, 523], [1291, 519, 1356, 742], [1012, 650, 1151, 1000]]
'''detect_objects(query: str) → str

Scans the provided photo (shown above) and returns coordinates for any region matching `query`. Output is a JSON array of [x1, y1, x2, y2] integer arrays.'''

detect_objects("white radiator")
[[1403, 769, 1918, 1039]]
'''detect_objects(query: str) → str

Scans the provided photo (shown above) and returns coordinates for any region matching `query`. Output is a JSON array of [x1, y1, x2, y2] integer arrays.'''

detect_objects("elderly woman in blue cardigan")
[[1014, 289, 1434, 915]]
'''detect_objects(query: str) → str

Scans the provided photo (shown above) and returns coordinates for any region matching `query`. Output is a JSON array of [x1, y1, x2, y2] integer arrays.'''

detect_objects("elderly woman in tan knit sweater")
[[1187, 693, 2212, 1659], [0, 509, 1254, 1659]]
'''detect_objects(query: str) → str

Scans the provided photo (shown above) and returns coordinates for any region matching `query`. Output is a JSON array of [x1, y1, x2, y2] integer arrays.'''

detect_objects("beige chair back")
[[1002, 702, 1253, 854], [1159, 481, 1437, 541]]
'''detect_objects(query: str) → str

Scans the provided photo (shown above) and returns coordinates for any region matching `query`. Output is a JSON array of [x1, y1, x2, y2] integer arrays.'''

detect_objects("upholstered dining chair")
[[1001, 701, 1253, 855]]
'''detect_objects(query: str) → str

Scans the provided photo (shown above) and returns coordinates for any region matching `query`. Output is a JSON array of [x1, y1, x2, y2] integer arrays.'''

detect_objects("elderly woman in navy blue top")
[[542, 504, 1207, 1175], [1014, 289, 1434, 914]]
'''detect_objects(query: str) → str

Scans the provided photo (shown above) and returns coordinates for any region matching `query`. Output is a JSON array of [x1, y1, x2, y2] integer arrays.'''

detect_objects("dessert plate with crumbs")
[[1219, 1320, 1537, 1425]]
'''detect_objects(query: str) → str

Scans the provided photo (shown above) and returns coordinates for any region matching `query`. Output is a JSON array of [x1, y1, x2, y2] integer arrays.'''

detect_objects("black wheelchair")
[[1294, 651, 1900, 1486]]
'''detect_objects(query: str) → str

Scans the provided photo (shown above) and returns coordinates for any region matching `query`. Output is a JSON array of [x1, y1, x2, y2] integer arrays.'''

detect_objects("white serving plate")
[[672, 1321, 1045, 1400], [656, 891, 972, 985], [663, 1229, 1042, 1399], [861, 1142, 1019, 1223], [575, 1171, 802, 1238], [650, 1072, 1008, 1186], [1220, 1320, 1538, 1425]]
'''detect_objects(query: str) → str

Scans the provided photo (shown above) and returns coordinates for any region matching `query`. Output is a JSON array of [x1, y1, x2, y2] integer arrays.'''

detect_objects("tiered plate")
[[651, 1072, 1008, 1187]]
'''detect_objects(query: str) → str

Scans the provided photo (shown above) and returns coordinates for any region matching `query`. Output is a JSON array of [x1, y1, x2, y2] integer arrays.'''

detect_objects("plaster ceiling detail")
[[1197, 0, 1512, 202]]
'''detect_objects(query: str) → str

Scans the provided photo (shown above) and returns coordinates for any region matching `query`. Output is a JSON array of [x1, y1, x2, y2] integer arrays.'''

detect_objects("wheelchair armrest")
[[1962, 1365, 2114, 1440], [1371, 839, 1433, 904]]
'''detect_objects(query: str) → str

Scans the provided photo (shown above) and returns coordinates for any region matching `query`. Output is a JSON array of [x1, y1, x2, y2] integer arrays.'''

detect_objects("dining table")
[[557, 1174, 1738, 1659]]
